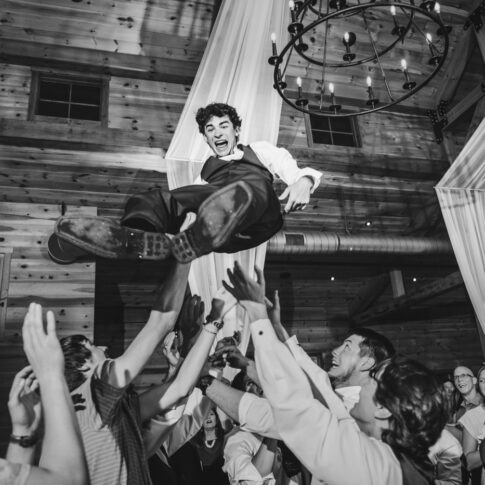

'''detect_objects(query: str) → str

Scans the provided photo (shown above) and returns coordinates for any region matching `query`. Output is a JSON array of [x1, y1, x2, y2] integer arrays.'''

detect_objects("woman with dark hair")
[[189, 407, 229, 485], [459, 365, 485, 485]]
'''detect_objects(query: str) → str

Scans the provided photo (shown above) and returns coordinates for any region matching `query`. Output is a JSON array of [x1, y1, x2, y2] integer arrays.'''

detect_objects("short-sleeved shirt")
[[72, 360, 152, 485], [0, 460, 30, 485]]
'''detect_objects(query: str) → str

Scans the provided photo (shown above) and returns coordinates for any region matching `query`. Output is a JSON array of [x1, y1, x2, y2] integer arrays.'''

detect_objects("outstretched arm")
[[105, 262, 191, 388], [222, 263, 401, 485], [16, 303, 88, 485], [139, 298, 225, 421]]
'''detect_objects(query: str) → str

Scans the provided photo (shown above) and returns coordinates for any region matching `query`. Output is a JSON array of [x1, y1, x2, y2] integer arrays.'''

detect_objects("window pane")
[[39, 81, 70, 102], [70, 104, 100, 121], [309, 114, 329, 130], [330, 117, 352, 133], [71, 84, 101, 104], [312, 130, 332, 144], [38, 100, 69, 117], [332, 133, 356, 147]]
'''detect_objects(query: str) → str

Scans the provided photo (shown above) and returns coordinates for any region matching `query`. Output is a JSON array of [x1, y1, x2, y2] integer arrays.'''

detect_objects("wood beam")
[[0, 39, 198, 85], [474, 16, 485, 62], [348, 273, 389, 317], [445, 83, 485, 127], [464, 97, 485, 144], [352, 271, 464, 325], [433, 28, 475, 105], [389, 269, 405, 297]]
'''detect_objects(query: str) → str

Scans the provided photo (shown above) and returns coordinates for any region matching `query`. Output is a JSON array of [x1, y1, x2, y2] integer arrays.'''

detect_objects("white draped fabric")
[[164, 0, 289, 352], [435, 118, 485, 333]]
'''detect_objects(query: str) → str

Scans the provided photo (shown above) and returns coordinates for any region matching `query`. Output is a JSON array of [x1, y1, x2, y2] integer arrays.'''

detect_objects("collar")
[[218, 144, 245, 161], [335, 386, 362, 411]]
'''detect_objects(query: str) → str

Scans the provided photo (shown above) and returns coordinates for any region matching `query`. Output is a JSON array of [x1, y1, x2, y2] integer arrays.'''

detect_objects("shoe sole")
[[55, 217, 172, 260], [171, 181, 252, 263]]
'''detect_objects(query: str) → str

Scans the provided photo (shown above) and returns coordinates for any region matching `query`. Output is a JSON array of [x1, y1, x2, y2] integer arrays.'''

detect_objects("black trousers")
[[120, 183, 283, 254]]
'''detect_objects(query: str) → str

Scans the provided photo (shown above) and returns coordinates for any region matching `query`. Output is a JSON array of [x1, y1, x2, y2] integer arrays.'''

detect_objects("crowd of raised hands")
[[2, 261, 454, 485]]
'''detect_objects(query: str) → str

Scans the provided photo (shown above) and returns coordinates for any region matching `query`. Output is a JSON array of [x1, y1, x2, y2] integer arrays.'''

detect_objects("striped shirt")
[[72, 360, 152, 485]]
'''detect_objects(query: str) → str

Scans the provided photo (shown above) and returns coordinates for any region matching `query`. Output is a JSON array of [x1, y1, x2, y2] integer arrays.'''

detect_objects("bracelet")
[[10, 434, 38, 448], [204, 319, 224, 330]]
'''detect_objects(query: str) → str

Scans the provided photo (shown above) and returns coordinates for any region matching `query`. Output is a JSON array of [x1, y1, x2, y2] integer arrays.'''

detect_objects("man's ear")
[[374, 403, 392, 420], [473, 376, 478, 385], [235, 126, 241, 139], [359, 356, 376, 373]]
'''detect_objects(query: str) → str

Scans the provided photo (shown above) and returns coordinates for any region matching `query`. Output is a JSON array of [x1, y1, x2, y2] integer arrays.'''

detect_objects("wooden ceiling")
[[0, 0, 484, 374]]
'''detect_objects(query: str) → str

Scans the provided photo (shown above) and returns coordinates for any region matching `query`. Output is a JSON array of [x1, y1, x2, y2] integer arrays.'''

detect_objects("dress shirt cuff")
[[296, 168, 322, 193]]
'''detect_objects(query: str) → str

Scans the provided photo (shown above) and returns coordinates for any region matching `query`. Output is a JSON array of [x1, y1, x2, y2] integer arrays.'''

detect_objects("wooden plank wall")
[[0, 202, 96, 454]]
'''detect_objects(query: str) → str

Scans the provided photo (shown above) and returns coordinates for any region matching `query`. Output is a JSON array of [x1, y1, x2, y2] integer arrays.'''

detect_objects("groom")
[[49, 103, 321, 264]]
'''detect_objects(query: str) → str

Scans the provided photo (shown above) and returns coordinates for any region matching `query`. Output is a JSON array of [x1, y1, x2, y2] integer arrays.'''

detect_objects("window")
[[306, 112, 360, 147], [29, 70, 108, 125]]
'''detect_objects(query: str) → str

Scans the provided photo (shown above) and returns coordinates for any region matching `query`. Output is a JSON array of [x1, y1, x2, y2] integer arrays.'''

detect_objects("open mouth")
[[214, 140, 228, 152]]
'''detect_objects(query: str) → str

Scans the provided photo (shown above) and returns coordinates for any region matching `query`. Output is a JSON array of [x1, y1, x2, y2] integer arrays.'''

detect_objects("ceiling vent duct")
[[267, 232, 453, 255]]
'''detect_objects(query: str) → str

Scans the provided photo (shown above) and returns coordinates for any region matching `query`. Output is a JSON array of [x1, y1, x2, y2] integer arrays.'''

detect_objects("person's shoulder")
[[249, 140, 278, 151]]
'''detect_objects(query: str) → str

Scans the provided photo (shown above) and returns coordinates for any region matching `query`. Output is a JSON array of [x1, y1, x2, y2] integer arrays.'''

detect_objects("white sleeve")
[[285, 336, 351, 419], [250, 317, 402, 485], [250, 141, 322, 192], [223, 429, 274, 484], [238, 393, 280, 439]]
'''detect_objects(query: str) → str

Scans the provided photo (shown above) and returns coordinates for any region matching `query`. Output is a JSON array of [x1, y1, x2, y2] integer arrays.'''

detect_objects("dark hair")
[[60, 334, 91, 392], [195, 103, 242, 134], [350, 328, 395, 370], [373, 356, 447, 464], [192, 406, 225, 447]]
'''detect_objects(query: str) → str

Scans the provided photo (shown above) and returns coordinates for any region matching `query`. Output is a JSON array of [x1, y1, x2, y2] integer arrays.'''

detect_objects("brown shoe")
[[55, 216, 172, 260], [171, 181, 252, 263]]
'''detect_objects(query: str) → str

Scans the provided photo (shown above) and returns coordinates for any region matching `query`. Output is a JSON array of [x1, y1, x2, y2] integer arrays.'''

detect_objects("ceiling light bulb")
[[434, 2, 440, 14], [329, 83, 334, 94], [271, 32, 276, 43], [296, 76, 302, 87], [289, 0, 295, 10], [426, 32, 432, 43], [401, 59, 407, 70], [390, 5, 396, 15], [344, 32, 350, 43], [366, 76, 372, 87]]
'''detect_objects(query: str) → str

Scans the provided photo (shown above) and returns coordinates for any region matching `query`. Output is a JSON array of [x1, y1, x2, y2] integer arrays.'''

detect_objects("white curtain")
[[164, 0, 289, 352], [435, 117, 485, 332]]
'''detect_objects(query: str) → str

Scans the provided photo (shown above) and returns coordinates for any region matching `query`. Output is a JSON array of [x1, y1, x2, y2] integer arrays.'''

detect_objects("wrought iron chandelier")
[[268, 0, 450, 117]]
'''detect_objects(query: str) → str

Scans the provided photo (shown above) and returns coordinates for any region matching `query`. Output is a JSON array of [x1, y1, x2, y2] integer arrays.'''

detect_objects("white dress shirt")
[[249, 316, 402, 485], [195, 141, 322, 192]]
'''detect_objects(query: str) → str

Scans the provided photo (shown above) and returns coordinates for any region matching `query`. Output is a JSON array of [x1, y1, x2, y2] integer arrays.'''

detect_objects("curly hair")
[[195, 103, 242, 134], [373, 356, 448, 464], [60, 334, 91, 392]]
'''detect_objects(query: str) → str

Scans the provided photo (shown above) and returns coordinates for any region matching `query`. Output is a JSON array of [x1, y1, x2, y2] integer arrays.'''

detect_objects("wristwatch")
[[10, 434, 38, 448]]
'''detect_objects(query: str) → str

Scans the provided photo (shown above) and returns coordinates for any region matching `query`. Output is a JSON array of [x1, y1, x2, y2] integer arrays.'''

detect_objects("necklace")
[[204, 439, 216, 449]]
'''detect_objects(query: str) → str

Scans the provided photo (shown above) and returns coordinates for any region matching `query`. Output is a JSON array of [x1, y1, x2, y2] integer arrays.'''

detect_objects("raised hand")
[[279, 176, 313, 213], [161, 331, 180, 368], [223, 262, 266, 304], [179, 295, 205, 357], [22, 302, 64, 382], [8, 366, 42, 437], [266, 290, 289, 342]]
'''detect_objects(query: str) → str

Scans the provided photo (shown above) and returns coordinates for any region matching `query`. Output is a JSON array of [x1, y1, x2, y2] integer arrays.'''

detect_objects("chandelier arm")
[[400, 6, 444, 54], [359, 7, 395, 101], [319, 13, 331, 108]]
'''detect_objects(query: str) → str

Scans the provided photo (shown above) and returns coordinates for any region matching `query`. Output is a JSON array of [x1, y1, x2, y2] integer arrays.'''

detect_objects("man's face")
[[203, 115, 240, 157], [84, 341, 108, 368], [328, 334, 367, 385], [453, 366, 476, 395]]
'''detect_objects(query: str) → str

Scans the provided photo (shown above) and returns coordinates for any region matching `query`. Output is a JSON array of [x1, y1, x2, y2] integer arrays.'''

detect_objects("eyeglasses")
[[454, 374, 474, 381]]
